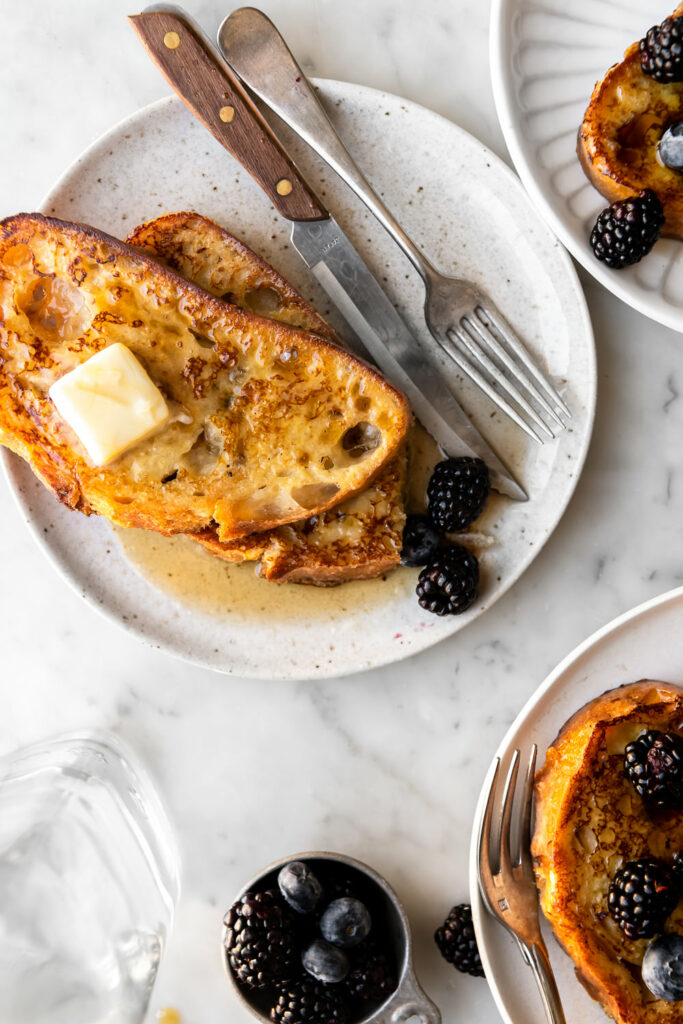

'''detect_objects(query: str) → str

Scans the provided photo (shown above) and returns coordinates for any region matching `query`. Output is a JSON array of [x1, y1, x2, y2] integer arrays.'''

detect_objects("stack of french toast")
[[0, 211, 411, 586]]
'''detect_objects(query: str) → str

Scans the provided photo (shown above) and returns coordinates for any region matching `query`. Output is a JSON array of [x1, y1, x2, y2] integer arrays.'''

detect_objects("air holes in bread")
[[189, 329, 214, 350], [17, 276, 90, 343], [291, 482, 340, 509], [2, 243, 32, 269], [181, 424, 223, 475], [340, 421, 381, 459], [244, 286, 282, 316]]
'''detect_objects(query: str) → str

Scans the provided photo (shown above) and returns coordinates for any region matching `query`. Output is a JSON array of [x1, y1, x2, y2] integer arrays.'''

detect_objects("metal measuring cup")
[[222, 851, 441, 1024]]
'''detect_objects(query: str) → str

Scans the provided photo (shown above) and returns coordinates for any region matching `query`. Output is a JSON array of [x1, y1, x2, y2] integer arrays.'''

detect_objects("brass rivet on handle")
[[163, 31, 180, 49], [219, 105, 235, 123], [276, 178, 293, 196]]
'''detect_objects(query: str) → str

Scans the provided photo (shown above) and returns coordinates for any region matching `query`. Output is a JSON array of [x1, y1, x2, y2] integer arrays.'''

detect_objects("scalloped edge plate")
[[491, 0, 683, 331]]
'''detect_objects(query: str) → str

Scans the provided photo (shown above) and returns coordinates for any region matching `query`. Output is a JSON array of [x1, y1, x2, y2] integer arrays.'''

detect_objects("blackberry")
[[316, 867, 371, 915], [640, 16, 683, 82], [270, 979, 348, 1024], [427, 457, 490, 532], [624, 730, 683, 809], [416, 545, 479, 616], [345, 942, 396, 1003], [434, 904, 484, 977], [224, 890, 298, 989], [590, 190, 664, 269], [400, 514, 441, 568], [608, 859, 678, 940]]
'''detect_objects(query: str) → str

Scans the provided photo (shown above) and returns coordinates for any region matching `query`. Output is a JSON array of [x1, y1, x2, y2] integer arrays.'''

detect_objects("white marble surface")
[[2, 2, 683, 1023]]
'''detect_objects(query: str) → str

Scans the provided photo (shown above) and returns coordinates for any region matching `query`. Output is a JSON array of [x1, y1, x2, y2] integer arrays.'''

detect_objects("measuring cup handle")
[[376, 962, 442, 1024]]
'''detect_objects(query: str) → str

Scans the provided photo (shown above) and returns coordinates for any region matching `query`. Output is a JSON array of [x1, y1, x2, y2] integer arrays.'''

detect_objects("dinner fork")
[[477, 747, 566, 1024], [218, 8, 572, 444]]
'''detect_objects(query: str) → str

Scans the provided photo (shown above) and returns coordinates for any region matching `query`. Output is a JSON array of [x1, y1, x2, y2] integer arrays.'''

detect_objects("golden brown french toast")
[[0, 213, 409, 542], [127, 212, 407, 584], [578, 4, 683, 236], [194, 450, 406, 584], [533, 681, 683, 1024]]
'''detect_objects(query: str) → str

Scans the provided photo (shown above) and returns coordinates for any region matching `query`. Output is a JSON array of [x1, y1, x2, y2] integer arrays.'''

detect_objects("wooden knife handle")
[[128, 8, 327, 222]]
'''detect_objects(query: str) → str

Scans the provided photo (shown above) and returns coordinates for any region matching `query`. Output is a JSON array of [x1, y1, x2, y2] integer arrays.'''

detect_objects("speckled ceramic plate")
[[470, 585, 683, 1024], [491, 0, 683, 331], [1, 81, 595, 679]]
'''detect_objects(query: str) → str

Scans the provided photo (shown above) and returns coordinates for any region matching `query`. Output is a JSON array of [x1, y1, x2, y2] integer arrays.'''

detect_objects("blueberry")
[[277, 861, 323, 915], [642, 934, 683, 1002], [659, 122, 683, 170], [320, 897, 371, 948], [400, 514, 441, 568], [302, 938, 349, 983]]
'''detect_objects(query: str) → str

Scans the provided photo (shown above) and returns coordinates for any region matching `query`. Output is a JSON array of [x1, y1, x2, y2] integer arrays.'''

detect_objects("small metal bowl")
[[222, 850, 441, 1024]]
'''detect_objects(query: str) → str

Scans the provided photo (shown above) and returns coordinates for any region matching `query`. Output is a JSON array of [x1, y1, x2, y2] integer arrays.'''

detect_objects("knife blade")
[[129, 5, 526, 500]]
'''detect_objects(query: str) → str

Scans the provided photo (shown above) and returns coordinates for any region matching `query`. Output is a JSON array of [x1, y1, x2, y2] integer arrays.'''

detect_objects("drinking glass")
[[0, 731, 180, 1024]]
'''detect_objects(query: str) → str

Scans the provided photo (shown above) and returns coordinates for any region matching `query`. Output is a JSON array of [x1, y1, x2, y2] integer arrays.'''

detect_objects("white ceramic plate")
[[469, 585, 683, 1024], [2, 81, 595, 679], [491, 0, 683, 331]]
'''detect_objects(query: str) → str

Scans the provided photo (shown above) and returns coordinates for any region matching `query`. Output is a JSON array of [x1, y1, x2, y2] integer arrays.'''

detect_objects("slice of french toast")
[[578, 3, 683, 236], [127, 212, 407, 584], [532, 680, 683, 1024], [0, 213, 409, 541]]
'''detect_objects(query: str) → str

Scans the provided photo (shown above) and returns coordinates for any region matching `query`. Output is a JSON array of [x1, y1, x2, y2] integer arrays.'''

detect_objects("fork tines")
[[478, 746, 537, 915], [439, 304, 571, 445], [477, 745, 567, 1024]]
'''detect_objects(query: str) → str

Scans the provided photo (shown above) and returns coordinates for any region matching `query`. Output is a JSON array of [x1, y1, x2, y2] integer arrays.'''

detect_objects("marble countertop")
[[3, 2, 683, 1022]]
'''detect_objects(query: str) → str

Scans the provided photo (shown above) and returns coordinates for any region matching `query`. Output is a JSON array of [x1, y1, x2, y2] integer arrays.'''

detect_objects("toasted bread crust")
[[533, 681, 683, 1024], [128, 212, 407, 584], [0, 213, 409, 541], [578, 4, 683, 236]]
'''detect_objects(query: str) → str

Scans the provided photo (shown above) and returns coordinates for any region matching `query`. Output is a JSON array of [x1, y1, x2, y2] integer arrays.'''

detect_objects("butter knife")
[[129, 6, 526, 501]]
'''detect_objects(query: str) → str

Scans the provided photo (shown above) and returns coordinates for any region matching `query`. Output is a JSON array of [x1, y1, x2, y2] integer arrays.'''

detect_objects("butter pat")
[[49, 343, 169, 465]]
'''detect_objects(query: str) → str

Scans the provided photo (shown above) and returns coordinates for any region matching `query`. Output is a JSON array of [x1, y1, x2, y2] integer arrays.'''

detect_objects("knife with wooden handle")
[[128, 5, 526, 500]]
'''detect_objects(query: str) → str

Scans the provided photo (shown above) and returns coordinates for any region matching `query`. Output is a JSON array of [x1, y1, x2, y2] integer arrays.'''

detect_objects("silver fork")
[[477, 747, 566, 1024], [218, 8, 571, 445]]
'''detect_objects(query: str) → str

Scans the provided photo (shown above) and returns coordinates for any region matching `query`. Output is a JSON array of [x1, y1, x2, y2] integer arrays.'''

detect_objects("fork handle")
[[527, 941, 567, 1024], [217, 7, 439, 287]]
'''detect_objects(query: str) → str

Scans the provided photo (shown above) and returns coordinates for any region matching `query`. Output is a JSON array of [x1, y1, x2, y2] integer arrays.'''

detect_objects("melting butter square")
[[49, 342, 169, 466]]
